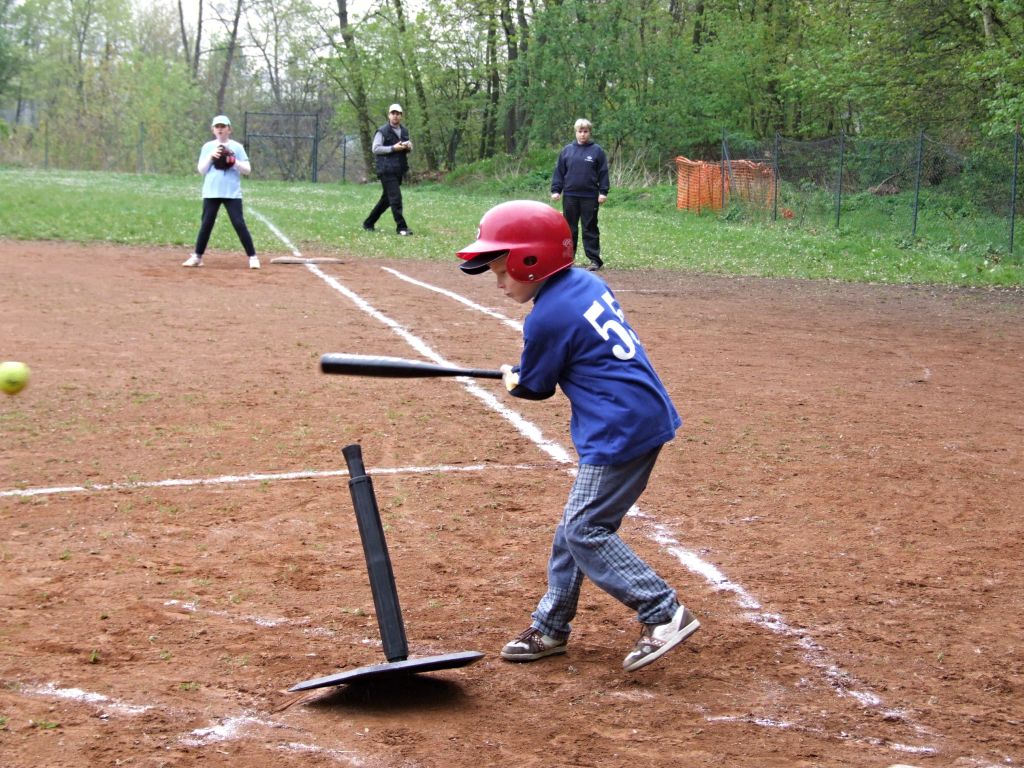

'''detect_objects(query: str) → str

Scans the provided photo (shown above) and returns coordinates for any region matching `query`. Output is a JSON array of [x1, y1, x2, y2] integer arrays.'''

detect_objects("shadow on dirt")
[[305, 674, 472, 712]]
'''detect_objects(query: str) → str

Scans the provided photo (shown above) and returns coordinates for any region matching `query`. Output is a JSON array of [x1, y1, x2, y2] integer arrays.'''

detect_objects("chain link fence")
[[682, 129, 1023, 260], [0, 110, 367, 184]]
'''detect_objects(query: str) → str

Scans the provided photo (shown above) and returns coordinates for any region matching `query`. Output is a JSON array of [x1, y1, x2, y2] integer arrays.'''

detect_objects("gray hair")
[[574, 118, 593, 131]]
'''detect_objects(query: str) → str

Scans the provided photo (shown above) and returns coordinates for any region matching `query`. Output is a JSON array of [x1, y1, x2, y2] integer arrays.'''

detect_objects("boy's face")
[[212, 123, 232, 141], [490, 255, 542, 304], [575, 125, 591, 143]]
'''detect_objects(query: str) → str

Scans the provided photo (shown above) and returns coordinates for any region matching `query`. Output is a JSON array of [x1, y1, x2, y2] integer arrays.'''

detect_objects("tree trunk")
[[192, 1, 204, 78], [480, 9, 499, 159], [177, 0, 191, 71], [692, 1, 705, 50], [216, 0, 243, 113], [335, 0, 374, 176], [499, 0, 528, 154]]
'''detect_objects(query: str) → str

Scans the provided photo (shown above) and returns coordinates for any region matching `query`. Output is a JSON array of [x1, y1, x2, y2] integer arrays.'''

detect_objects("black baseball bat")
[[320, 353, 503, 379]]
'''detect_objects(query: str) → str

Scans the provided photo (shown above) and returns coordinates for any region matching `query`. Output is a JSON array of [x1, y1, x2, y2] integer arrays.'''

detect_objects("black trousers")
[[364, 173, 408, 231], [194, 198, 256, 257], [561, 195, 601, 266]]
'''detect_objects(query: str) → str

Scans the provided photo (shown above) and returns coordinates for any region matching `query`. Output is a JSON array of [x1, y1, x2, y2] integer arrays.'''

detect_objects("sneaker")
[[362, 223, 375, 231], [248, 256, 261, 270], [182, 254, 203, 267], [500, 627, 567, 662], [586, 261, 603, 272], [622, 605, 700, 672], [397, 229, 414, 236]]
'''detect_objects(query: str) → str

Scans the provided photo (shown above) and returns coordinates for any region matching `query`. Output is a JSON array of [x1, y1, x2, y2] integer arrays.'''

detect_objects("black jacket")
[[374, 123, 410, 177], [551, 141, 610, 197]]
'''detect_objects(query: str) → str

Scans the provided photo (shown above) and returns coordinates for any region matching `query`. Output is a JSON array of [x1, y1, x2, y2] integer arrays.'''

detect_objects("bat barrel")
[[320, 353, 502, 379]]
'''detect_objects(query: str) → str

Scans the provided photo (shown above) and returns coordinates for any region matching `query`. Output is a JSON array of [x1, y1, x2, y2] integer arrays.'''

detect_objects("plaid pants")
[[531, 446, 678, 640]]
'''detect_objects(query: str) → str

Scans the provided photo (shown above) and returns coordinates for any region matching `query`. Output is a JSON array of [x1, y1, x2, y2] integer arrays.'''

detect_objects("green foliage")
[[443, 148, 554, 194], [3, 0, 1022, 181]]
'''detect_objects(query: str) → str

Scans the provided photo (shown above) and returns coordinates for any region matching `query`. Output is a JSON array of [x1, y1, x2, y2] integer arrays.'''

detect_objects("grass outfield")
[[0, 167, 1021, 287]]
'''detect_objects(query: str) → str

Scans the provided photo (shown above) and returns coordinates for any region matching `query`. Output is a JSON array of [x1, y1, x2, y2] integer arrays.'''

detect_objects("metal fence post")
[[720, 127, 727, 213], [834, 130, 845, 228], [137, 122, 145, 174], [772, 131, 781, 221], [1010, 124, 1020, 257], [341, 135, 347, 183], [312, 113, 319, 183], [911, 129, 924, 238]]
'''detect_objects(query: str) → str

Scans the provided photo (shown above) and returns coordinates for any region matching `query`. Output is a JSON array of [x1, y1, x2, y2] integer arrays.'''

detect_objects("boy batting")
[[456, 200, 699, 672]]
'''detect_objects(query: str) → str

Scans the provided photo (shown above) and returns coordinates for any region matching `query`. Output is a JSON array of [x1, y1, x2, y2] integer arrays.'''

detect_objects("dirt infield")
[[1, 240, 1022, 768]]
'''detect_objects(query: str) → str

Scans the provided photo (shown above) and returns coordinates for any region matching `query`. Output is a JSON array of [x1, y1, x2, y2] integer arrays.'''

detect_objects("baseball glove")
[[211, 145, 236, 171]]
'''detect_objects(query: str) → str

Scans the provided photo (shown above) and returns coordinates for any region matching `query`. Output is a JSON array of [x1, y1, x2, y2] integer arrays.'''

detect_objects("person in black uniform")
[[363, 104, 414, 235], [550, 118, 609, 270]]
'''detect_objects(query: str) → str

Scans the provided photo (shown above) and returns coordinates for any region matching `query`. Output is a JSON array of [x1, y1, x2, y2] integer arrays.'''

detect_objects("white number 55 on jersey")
[[584, 291, 638, 360]]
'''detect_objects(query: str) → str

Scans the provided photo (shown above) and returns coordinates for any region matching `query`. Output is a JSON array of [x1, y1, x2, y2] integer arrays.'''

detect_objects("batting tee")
[[675, 156, 777, 213]]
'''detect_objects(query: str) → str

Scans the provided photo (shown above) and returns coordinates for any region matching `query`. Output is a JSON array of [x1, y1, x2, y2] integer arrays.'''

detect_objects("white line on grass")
[[250, 207, 301, 254]]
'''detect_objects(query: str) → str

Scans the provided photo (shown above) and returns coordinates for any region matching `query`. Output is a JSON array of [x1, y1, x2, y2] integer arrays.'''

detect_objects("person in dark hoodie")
[[550, 118, 610, 271], [363, 103, 414, 235]]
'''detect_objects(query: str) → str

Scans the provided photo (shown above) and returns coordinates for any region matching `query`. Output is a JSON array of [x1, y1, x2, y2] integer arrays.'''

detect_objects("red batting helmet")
[[457, 200, 574, 283]]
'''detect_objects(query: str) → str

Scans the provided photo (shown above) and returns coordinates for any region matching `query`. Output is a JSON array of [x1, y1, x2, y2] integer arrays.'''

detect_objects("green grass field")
[[1, 167, 1021, 287]]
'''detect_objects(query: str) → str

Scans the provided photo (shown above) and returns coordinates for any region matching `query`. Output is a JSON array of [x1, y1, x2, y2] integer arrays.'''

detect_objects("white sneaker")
[[248, 256, 261, 270], [500, 626, 567, 662], [622, 605, 700, 672], [182, 254, 203, 267]]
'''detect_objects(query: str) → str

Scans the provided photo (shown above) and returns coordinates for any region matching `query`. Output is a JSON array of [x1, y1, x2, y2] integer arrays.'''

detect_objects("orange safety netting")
[[675, 156, 776, 213]]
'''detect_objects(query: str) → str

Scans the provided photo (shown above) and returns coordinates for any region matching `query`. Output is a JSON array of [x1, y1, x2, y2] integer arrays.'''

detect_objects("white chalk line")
[[380, 265, 524, 333], [0, 462, 548, 499], [22, 683, 364, 763]]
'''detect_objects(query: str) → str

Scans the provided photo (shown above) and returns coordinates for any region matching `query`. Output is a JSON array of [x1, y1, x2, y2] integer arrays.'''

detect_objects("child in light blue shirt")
[[182, 115, 259, 269]]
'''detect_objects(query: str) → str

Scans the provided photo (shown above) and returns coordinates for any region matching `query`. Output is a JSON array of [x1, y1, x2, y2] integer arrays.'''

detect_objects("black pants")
[[364, 173, 408, 231], [561, 195, 601, 267], [194, 198, 256, 257]]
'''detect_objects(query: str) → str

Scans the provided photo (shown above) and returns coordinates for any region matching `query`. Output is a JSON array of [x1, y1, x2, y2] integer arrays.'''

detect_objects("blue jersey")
[[516, 268, 681, 465], [199, 139, 248, 199]]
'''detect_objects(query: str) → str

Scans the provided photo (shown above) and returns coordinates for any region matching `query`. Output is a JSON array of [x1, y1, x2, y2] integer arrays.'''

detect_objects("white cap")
[[211, 114, 231, 126], [388, 104, 403, 114]]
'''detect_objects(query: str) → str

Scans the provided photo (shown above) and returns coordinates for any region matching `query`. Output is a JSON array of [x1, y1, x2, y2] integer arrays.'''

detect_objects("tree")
[[967, 0, 1024, 137], [176, 0, 203, 78], [323, 0, 374, 174], [389, 0, 438, 170], [212, 0, 244, 112], [0, 0, 22, 103]]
